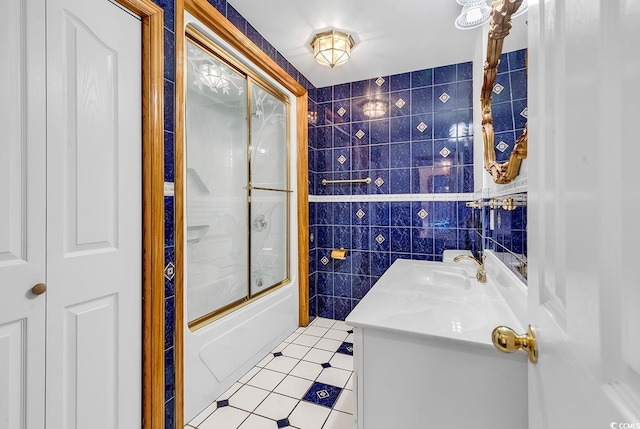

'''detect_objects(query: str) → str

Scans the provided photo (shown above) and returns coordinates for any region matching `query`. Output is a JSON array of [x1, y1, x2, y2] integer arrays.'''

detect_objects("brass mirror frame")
[[482, 0, 528, 184]]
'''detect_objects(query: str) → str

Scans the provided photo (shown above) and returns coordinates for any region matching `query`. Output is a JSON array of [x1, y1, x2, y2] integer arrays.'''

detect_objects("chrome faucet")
[[453, 254, 487, 283]]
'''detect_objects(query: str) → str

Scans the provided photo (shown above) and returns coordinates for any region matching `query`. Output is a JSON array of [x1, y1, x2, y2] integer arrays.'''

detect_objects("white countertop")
[[345, 259, 523, 348]]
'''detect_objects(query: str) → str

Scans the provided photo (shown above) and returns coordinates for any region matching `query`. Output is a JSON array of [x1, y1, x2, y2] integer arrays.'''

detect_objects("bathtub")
[[345, 256, 527, 429]]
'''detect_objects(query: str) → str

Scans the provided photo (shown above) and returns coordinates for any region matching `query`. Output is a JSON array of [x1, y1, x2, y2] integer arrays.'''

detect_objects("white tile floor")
[[185, 318, 355, 429]]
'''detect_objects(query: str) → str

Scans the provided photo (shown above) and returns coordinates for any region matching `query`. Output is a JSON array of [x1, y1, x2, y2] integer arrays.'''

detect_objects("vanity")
[[345, 255, 527, 429]]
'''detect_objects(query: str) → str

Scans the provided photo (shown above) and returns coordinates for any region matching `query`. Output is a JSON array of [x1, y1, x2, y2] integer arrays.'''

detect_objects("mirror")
[[482, 0, 528, 184]]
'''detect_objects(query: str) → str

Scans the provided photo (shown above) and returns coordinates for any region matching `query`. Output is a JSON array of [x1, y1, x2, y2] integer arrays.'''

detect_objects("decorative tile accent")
[[337, 154, 347, 165], [439, 147, 451, 158], [374, 177, 385, 187], [438, 92, 451, 103], [375, 77, 385, 87], [496, 141, 509, 153], [317, 389, 330, 399], [355, 129, 365, 140], [395, 98, 406, 108], [336, 342, 354, 356], [416, 121, 428, 133], [347, 329, 353, 334], [321, 362, 332, 369], [320, 256, 330, 266], [417, 208, 429, 219], [337, 107, 347, 117], [164, 261, 175, 281], [356, 209, 366, 219], [277, 418, 291, 428], [520, 107, 528, 119], [303, 382, 342, 408], [493, 83, 505, 94], [273, 352, 283, 357], [217, 399, 229, 408], [375, 234, 385, 244]]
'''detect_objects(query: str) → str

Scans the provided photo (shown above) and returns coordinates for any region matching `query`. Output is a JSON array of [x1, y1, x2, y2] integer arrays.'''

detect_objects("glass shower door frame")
[[185, 27, 292, 330]]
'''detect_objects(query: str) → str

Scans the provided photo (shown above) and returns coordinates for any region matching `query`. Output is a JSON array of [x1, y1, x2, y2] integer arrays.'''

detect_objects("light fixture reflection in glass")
[[449, 121, 472, 138], [311, 30, 355, 68], [197, 63, 229, 89], [362, 99, 386, 118], [308, 110, 318, 125]]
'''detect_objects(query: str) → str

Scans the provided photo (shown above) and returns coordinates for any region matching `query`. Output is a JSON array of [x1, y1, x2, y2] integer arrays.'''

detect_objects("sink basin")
[[424, 266, 472, 289], [375, 259, 476, 292]]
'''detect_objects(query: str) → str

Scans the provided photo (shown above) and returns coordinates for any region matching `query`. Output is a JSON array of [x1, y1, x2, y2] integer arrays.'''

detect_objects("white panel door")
[[0, 0, 46, 428], [528, 0, 640, 426], [45, 0, 142, 427]]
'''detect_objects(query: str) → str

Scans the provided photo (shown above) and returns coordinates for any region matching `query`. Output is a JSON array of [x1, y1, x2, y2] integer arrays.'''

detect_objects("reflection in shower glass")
[[185, 31, 290, 327], [250, 85, 289, 295], [186, 40, 249, 323]]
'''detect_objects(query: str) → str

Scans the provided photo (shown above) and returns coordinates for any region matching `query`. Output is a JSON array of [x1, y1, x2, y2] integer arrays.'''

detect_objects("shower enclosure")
[[177, 0, 311, 420], [185, 28, 291, 329]]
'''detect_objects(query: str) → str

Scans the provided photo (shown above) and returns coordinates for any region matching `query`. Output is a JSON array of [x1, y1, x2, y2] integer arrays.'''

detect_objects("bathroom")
[[155, 0, 640, 428], [1, 0, 635, 428]]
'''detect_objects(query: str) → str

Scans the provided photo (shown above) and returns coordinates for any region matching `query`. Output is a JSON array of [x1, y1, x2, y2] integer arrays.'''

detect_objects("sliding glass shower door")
[[185, 28, 291, 329], [249, 85, 289, 296]]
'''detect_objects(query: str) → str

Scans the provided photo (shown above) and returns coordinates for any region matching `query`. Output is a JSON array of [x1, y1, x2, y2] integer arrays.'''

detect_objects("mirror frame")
[[482, 0, 528, 184]]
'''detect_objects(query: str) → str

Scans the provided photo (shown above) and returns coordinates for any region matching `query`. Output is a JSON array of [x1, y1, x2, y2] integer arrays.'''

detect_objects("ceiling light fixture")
[[362, 99, 386, 118], [311, 30, 355, 68], [455, 0, 528, 30], [454, 0, 492, 29]]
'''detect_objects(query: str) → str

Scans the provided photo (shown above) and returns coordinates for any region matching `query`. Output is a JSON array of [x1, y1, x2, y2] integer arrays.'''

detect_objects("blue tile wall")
[[153, 0, 177, 424], [153, 0, 316, 425], [308, 200, 475, 320], [308, 61, 476, 321], [310, 64, 474, 198]]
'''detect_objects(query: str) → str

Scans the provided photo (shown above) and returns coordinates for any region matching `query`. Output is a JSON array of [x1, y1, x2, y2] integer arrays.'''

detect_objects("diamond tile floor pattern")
[[185, 318, 355, 429]]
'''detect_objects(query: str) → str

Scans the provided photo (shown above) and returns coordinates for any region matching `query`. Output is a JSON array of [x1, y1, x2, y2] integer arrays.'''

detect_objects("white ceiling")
[[227, 0, 528, 88]]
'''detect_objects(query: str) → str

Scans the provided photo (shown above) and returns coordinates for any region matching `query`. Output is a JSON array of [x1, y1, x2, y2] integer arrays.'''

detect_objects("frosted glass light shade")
[[455, 0, 492, 29], [455, 0, 528, 30], [311, 30, 355, 68]]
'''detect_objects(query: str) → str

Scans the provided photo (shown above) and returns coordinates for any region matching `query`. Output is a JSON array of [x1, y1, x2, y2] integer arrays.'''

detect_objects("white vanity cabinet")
[[346, 259, 527, 429]]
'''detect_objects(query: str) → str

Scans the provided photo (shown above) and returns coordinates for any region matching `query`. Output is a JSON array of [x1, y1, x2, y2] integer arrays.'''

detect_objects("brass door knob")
[[31, 283, 47, 295], [491, 325, 538, 364]]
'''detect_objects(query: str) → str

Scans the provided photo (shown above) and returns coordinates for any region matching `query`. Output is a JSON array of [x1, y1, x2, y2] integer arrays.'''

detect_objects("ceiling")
[[227, 0, 528, 88]]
